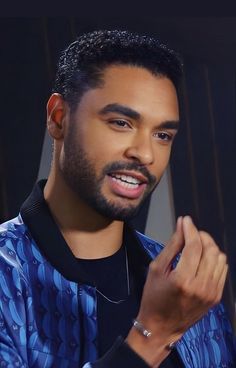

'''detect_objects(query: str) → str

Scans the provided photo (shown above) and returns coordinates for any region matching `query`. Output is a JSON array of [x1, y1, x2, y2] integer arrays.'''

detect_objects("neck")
[[44, 168, 124, 259]]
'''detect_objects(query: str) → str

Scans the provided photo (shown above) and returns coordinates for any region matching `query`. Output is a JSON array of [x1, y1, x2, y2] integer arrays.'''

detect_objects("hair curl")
[[53, 29, 183, 110]]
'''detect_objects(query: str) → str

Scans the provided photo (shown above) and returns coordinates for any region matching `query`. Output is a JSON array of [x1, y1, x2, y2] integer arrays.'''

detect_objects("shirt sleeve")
[[0, 282, 28, 368], [83, 336, 150, 368], [0, 237, 29, 366]]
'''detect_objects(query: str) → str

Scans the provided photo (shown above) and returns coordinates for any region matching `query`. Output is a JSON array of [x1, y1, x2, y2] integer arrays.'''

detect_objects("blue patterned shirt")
[[0, 181, 235, 367]]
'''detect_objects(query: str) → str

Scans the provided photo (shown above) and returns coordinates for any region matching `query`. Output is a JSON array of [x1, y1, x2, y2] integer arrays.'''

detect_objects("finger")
[[195, 231, 221, 281], [175, 216, 203, 277], [216, 264, 228, 301], [197, 232, 227, 283], [198, 231, 227, 281], [193, 231, 228, 304], [212, 252, 227, 283], [153, 216, 184, 273]]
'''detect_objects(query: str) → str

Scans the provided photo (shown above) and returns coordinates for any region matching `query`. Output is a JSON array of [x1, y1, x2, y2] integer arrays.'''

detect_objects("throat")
[[61, 221, 124, 259]]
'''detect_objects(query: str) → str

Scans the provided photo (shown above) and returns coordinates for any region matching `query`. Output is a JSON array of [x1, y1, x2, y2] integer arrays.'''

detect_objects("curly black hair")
[[53, 29, 183, 110]]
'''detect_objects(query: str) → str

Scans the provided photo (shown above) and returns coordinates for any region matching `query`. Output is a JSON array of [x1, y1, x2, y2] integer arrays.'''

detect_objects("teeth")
[[111, 174, 141, 185], [112, 177, 139, 189], [111, 176, 139, 188]]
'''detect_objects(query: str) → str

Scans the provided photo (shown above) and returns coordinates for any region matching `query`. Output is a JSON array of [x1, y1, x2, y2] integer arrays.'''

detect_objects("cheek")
[[85, 142, 120, 165], [77, 122, 120, 154], [152, 147, 172, 175], [81, 130, 126, 163]]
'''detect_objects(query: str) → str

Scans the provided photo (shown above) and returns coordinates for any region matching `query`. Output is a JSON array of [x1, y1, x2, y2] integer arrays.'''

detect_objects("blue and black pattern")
[[0, 216, 235, 367]]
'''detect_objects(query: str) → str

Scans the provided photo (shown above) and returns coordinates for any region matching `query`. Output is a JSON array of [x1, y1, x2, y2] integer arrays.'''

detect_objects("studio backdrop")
[[0, 17, 235, 327]]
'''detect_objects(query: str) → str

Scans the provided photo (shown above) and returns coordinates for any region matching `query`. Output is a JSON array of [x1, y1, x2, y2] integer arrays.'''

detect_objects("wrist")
[[125, 319, 181, 367]]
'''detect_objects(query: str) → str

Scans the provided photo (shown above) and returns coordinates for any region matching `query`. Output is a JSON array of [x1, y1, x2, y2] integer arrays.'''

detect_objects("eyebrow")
[[99, 103, 179, 130], [158, 120, 179, 130], [99, 103, 141, 120]]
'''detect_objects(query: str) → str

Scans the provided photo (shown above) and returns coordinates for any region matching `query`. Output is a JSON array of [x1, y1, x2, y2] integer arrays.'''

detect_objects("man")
[[0, 29, 235, 367]]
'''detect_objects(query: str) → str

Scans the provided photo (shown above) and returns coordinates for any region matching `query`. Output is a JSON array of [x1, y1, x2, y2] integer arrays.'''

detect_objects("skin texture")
[[60, 65, 179, 217], [44, 64, 228, 366], [44, 65, 179, 259]]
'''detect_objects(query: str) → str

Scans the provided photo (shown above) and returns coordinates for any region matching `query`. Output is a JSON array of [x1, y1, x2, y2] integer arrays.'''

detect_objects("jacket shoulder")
[[0, 215, 31, 254], [0, 215, 33, 285], [0, 215, 29, 242], [134, 230, 164, 258]]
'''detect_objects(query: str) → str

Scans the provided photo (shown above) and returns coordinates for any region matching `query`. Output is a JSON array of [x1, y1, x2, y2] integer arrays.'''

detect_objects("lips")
[[107, 171, 148, 199]]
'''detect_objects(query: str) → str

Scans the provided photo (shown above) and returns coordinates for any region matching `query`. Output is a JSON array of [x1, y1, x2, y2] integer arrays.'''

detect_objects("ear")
[[46, 93, 68, 140]]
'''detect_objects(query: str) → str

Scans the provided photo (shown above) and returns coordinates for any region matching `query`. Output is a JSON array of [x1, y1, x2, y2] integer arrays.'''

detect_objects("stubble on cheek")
[[60, 126, 159, 219]]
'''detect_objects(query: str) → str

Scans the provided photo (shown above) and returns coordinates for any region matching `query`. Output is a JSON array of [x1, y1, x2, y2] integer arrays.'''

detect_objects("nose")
[[124, 132, 154, 165]]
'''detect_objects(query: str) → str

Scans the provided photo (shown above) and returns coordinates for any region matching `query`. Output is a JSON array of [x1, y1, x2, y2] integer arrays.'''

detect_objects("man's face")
[[59, 65, 179, 220]]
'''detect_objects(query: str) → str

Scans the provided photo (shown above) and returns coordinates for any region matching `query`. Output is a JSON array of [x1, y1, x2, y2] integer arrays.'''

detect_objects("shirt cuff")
[[91, 336, 150, 368]]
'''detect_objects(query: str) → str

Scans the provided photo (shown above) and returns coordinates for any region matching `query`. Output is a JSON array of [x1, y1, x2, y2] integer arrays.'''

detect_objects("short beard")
[[59, 131, 157, 221]]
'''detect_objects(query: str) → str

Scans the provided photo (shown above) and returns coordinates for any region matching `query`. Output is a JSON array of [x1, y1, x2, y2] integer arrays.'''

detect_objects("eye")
[[154, 131, 173, 141], [109, 119, 131, 128]]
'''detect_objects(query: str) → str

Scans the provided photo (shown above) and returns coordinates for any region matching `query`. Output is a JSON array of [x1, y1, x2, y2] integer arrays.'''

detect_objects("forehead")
[[76, 65, 179, 120]]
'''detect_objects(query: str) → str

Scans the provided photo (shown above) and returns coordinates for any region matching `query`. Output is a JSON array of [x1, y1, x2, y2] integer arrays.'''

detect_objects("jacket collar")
[[20, 180, 152, 284]]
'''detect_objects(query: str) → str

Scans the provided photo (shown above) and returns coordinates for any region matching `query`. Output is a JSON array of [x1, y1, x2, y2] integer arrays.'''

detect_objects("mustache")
[[102, 161, 157, 185]]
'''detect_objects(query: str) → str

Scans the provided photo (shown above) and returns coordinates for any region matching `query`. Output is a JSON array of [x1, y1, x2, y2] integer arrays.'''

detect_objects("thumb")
[[153, 216, 184, 272]]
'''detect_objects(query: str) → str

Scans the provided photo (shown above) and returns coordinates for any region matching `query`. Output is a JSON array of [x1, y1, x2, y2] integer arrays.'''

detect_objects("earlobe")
[[47, 93, 67, 140]]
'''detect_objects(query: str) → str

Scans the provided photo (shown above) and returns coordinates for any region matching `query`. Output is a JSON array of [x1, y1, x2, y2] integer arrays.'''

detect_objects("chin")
[[97, 201, 143, 221]]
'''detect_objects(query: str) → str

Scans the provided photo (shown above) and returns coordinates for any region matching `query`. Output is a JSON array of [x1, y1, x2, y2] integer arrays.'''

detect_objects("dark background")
[[0, 17, 235, 326]]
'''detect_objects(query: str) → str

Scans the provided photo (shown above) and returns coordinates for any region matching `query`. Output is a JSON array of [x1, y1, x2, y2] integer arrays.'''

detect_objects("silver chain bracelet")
[[132, 319, 177, 350], [133, 319, 152, 337]]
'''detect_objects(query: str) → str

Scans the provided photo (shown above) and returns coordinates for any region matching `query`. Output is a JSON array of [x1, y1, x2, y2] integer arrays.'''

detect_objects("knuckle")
[[188, 233, 201, 246], [196, 289, 214, 305], [149, 260, 160, 274], [209, 244, 220, 256], [185, 281, 215, 303], [171, 275, 191, 294], [199, 230, 214, 243], [218, 252, 227, 264], [199, 282, 224, 305], [204, 241, 220, 256], [200, 231, 219, 250]]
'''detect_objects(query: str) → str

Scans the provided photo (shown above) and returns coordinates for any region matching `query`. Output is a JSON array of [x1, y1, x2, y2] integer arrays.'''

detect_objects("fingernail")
[[177, 216, 182, 224], [184, 215, 192, 224], [176, 216, 182, 230]]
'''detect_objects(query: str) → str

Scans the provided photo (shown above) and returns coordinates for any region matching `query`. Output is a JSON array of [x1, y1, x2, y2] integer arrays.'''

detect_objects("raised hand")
[[126, 216, 228, 367]]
